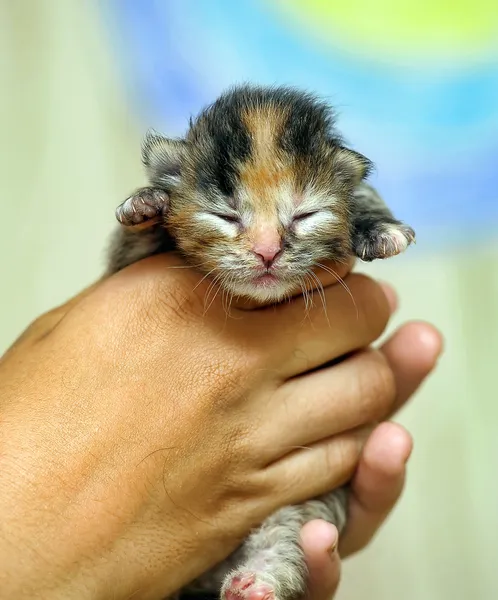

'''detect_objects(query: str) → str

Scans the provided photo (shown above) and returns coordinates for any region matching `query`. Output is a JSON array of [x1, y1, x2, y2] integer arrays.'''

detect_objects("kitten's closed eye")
[[292, 210, 321, 222], [210, 212, 240, 224]]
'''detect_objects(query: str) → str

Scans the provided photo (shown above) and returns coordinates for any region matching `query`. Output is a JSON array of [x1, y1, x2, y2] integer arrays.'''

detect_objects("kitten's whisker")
[[298, 277, 308, 313], [297, 276, 312, 324], [316, 263, 358, 319], [192, 268, 217, 293], [307, 271, 330, 327], [202, 274, 222, 313], [202, 281, 215, 311], [220, 287, 228, 322], [303, 275, 317, 322], [203, 286, 220, 316], [166, 263, 207, 270], [308, 278, 315, 310], [221, 282, 234, 320], [203, 273, 224, 316], [226, 288, 236, 317]]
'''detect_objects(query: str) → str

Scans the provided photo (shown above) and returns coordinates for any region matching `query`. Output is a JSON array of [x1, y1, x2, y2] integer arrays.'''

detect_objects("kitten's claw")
[[115, 187, 168, 227], [222, 573, 275, 600], [355, 222, 415, 262]]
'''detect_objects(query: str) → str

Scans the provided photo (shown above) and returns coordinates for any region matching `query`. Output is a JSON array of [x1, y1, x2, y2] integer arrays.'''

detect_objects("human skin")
[[0, 254, 441, 600]]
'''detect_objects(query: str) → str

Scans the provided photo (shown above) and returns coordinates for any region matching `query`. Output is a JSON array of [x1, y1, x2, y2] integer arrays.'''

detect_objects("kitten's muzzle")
[[252, 247, 282, 269], [251, 226, 282, 269]]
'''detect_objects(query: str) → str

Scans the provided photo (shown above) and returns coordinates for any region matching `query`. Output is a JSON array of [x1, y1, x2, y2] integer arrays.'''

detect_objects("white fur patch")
[[382, 223, 410, 253], [229, 280, 294, 303], [294, 211, 336, 235], [158, 174, 181, 187], [195, 213, 239, 238], [286, 186, 339, 232]]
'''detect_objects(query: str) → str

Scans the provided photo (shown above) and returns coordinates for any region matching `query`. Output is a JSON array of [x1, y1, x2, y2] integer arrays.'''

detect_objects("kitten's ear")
[[141, 129, 190, 188], [332, 147, 373, 186]]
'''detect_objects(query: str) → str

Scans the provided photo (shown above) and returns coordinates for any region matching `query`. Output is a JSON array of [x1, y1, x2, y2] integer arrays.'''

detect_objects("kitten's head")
[[143, 85, 372, 302]]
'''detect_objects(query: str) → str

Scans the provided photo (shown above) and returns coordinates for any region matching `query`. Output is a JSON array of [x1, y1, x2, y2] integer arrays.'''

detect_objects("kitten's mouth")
[[230, 269, 294, 301], [252, 273, 279, 287]]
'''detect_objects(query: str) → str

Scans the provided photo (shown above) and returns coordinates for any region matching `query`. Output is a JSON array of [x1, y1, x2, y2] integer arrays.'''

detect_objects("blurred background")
[[2, 1, 498, 598]]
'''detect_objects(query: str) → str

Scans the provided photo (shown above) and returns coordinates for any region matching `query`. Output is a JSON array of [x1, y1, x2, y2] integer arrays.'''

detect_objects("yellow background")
[[275, 0, 498, 59]]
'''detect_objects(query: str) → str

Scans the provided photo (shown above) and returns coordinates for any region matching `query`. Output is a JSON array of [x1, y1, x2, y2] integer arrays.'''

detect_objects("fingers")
[[83, 257, 394, 385], [267, 321, 441, 555], [264, 426, 372, 508], [300, 520, 341, 600], [380, 321, 443, 414], [261, 349, 395, 458], [334, 323, 441, 557], [338, 422, 412, 557], [267, 317, 441, 454], [264, 274, 392, 379]]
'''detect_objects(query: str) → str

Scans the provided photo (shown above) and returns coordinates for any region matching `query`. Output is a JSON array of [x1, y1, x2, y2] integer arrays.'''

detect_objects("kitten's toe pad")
[[356, 222, 415, 261], [222, 573, 275, 600], [115, 188, 168, 227]]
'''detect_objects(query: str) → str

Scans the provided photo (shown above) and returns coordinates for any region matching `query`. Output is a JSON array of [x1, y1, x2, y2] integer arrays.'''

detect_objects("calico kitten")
[[107, 85, 415, 600]]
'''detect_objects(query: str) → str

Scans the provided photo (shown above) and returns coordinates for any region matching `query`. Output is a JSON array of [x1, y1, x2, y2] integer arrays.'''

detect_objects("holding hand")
[[0, 254, 440, 600]]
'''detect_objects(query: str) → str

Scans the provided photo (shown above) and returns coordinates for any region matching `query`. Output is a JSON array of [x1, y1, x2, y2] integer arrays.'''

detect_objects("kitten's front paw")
[[221, 573, 275, 600], [115, 187, 168, 227], [354, 222, 415, 262]]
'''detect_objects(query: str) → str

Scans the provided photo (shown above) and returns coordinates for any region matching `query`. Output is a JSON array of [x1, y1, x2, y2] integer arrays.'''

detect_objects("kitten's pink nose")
[[252, 226, 282, 268], [252, 242, 282, 268]]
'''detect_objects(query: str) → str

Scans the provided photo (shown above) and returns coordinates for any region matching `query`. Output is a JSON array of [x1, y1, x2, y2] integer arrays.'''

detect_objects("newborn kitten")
[[107, 85, 415, 600]]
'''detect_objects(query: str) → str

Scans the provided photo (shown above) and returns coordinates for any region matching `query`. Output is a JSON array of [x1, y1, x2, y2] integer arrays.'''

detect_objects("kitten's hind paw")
[[116, 187, 168, 228], [222, 573, 275, 600], [354, 221, 415, 262]]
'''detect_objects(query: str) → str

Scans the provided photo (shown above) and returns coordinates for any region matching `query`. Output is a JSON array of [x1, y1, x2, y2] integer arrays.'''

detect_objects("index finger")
[[258, 273, 392, 379], [381, 320, 443, 415]]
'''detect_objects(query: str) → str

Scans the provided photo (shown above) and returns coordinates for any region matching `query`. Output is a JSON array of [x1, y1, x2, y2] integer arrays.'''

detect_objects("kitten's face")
[[167, 166, 352, 303], [143, 86, 370, 302]]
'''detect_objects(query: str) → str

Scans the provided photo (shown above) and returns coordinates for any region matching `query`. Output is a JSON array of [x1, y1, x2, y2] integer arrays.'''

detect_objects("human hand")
[[300, 320, 442, 600], [0, 252, 400, 600]]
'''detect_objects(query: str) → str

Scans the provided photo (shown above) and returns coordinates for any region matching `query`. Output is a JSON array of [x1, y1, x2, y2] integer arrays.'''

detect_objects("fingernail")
[[327, 532, 339, 557]]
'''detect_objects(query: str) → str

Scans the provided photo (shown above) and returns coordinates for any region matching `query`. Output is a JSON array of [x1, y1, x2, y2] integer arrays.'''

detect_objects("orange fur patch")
[[239, 105, 294, 218]]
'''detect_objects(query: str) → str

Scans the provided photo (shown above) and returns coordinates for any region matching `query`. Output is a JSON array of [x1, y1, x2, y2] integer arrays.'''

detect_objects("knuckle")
[[196, 358, 247, 409], [208, 440, 276, 515], [202, 338, 268, 394], [329, 433, 363, 474], [318, 435, 363, 491], [184, 347, 264, 419]]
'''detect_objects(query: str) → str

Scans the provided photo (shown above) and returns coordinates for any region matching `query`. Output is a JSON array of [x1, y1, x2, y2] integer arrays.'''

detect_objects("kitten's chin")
[[229, 278, 294, 303]]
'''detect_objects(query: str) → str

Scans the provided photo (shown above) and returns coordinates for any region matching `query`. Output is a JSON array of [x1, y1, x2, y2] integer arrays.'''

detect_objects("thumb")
[[300, 520, 341, 600]]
